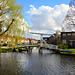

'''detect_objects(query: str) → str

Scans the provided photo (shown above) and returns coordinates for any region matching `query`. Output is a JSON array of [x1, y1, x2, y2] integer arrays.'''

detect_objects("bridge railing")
[[50, 45, 58, 49], [42, 39, 58, 49]]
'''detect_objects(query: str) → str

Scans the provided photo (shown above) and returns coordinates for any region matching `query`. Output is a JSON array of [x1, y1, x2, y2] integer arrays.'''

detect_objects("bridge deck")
[[17, 45, 39, 48], [14, 45, 74, 54]]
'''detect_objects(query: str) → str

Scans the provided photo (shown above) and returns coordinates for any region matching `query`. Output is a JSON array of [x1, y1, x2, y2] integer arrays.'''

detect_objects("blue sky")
[[16, 0, 71, 10], [16, 0, 71, 39], [16, 0, 71, 24]]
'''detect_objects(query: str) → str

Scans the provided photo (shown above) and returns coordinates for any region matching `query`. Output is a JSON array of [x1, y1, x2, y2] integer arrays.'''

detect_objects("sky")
[[16, 0, 71, 39]]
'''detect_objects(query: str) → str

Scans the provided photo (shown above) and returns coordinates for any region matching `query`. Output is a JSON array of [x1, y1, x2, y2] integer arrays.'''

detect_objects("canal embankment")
[[0, 46, 75, 55], [0, 46, 27, 52], [51, 48, 75, 55]]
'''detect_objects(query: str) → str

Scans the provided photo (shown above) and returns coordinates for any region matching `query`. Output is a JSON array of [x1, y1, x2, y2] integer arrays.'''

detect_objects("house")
[[43, 33, 61, 44], [0, 33, 38, 46], [0, 33, 14, 45], [43, 36, 56, 44], [61, 32, 75, 48], [43, 37, 50, 44]]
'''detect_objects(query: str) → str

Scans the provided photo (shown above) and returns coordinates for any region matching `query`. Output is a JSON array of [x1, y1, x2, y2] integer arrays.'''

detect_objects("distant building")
[[0, 33, 38, 46], [61, 32, 75, 48], [43, 33, 61, 45], [43, 37, 50, 44], [48, 35, 56, 44]]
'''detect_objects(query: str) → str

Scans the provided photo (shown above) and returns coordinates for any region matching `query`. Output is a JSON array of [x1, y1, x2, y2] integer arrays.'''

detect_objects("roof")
[[61, 32, 75, 34], [0, 33, 38, 41], [0, 33, 13, 38], [43, 37, 50, 40]]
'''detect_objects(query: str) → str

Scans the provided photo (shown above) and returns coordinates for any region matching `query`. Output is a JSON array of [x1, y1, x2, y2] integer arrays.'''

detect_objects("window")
[[62, 40, 66, 44], [62, 33, 66, 36], [72, 33, 75, 35], [67, 33, 71, 36]]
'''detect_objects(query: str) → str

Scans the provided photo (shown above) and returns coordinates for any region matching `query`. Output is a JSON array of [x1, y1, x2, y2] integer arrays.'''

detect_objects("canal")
[[0, 49, 75, 75]]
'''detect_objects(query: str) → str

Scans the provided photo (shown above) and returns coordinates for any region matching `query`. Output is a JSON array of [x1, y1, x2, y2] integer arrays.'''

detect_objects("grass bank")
[[0, 48, 13, 52], [65, 49, 75, 51], [60, 48, 75, 55], [0, 47, 28, 52]]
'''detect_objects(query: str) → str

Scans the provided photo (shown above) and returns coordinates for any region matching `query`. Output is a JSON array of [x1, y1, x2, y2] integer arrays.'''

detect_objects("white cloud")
[[27, 4, 69, 34]]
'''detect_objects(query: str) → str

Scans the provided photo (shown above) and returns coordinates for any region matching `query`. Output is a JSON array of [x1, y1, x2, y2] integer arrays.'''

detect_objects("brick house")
[[0, 33, 38, 46], [0, 33, 14, 45], [61, 32, 75, 48]]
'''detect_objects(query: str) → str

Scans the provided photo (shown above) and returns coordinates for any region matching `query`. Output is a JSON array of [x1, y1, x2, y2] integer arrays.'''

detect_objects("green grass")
[[0, 48, 13, 52], [60, 52, 75, 55], [18, 47, 27, 50], [65, 49, 75, 51], [60, 48, 75, 55]]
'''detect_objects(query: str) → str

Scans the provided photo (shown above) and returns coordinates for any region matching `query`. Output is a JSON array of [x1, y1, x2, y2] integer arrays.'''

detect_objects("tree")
[[54, 30, 60, 44], [0, 0, 29, 36], [61, 0, 75, 32]]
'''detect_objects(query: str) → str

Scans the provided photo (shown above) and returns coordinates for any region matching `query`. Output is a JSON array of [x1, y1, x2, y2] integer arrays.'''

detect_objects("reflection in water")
[[0, 49, 75, 75]]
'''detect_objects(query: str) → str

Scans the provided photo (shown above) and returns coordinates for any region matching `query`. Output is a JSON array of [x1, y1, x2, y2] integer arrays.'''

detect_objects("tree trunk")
[[0, 21, 2, 32]]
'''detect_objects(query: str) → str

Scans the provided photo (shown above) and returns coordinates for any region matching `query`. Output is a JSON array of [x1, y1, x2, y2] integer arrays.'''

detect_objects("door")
[[73, 41, 75, 48]]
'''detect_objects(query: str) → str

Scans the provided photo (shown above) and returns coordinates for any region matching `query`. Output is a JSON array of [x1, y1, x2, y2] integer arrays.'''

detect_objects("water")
[[0, 49, 75, 75]]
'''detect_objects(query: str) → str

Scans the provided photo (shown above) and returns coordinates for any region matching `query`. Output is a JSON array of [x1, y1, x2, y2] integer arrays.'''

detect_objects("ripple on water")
[[0, 50, 75, 75]]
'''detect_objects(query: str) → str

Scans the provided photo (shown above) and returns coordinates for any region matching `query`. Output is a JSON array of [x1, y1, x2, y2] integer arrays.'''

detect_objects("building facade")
[[0, 33, 38, 46], [61, 32, 75, 48]]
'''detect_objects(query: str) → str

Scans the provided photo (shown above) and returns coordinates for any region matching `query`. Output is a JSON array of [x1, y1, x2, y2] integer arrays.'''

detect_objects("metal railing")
[[42, 39, 58, 49]]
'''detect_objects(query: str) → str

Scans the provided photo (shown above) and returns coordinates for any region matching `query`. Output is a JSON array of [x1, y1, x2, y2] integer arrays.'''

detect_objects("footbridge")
[[30, 32, 58, 49], [13, 32, 58, 53], [13, 32, 73, 54], [30, 32, 59, 53]]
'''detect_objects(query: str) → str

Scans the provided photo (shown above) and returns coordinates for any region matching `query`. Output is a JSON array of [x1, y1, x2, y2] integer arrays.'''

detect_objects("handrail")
[[41, 38, 58, 49]]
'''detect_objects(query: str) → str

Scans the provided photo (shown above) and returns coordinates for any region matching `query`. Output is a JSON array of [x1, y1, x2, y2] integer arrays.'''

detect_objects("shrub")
[[58, 44, 68, 49]]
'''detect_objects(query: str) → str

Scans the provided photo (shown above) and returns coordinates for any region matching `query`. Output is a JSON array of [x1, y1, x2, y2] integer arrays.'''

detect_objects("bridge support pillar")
[[13, 48, 19, 52], [27, 47, 32, 53], [39, 47, 43, 53]]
